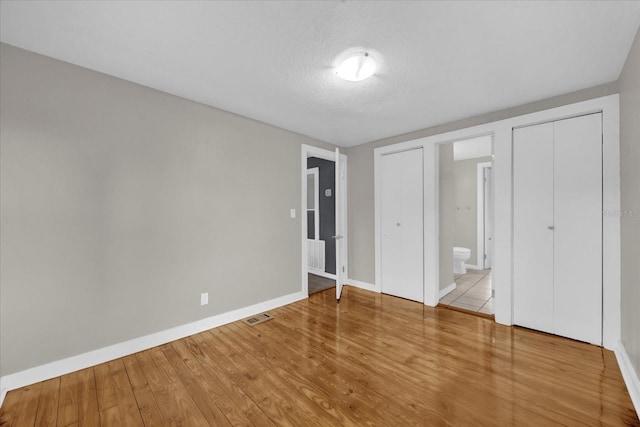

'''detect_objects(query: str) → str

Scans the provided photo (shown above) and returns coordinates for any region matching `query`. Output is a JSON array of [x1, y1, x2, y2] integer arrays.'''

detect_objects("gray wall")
[[345, 82, 618, 284], [619, 28, 640, 380], [438, 144, 454, 290], [0, 44, 334, 376], [453, 156, 492, 266]]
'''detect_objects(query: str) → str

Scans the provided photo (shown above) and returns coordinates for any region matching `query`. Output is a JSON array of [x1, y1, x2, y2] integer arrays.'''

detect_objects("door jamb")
[[477, 161, 493, 270]]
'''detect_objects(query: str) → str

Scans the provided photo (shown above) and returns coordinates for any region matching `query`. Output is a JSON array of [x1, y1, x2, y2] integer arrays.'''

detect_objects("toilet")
[[453, 247, 471, 274]]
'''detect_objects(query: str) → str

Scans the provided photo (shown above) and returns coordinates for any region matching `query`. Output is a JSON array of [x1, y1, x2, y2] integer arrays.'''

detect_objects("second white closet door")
[[513, 113, 602, 345], [380, 148, 424, 302], [553, 114, 602, 344]]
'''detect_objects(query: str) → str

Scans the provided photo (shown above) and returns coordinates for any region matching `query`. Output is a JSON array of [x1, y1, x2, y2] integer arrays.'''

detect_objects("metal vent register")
[[242, 312, 273, 326]]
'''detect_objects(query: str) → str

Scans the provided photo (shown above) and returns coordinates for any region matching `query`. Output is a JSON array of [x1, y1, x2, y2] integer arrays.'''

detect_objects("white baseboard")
[[615, 340, 640, 417], [0, 290, 307, 408], [308, 269, 336, 280], [346, 278, 377, 292], [465, 264, 484, 270], [439, 282, 457, 299]]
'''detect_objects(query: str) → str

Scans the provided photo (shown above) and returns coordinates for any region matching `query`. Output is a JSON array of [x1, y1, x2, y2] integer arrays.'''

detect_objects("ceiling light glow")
[[336, 52, 376, 82]]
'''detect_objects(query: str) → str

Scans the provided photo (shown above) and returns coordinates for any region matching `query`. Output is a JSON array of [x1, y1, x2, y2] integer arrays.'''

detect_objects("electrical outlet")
[[200, 292, 209, 306]]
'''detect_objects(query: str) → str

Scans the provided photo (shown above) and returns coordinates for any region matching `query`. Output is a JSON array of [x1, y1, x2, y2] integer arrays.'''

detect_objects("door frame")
[[301, 145, 348, 297], [373, 94, 620, 350], [477, 161, 493, 270]]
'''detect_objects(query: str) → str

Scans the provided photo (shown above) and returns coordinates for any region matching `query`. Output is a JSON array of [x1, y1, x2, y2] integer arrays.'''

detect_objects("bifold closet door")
[[553, 114, 602, 344], [513, 122, 555, 335], [513, 113, 602, 345], [380, 148, 424, 302]]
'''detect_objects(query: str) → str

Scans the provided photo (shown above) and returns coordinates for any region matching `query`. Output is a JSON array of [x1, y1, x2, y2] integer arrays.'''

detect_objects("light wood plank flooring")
[[1, 287, 638, 426]]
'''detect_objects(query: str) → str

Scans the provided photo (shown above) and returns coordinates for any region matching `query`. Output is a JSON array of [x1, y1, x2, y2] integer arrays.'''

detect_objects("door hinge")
[[342, 266, 345, 273], [484, 254, 487, 259]]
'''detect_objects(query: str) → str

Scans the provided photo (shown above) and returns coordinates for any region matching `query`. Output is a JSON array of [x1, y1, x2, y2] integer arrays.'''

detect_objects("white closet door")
[[380, 148, 424, 302], [513, 123, 555, 335], [553, 113, 602, 345]]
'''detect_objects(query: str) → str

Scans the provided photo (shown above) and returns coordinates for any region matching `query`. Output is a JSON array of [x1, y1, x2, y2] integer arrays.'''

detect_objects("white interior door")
[[553, 113, 602, 345], [513, 114, 602, 345], [335, 147, 345, 300], [380, 148, 424, 302], [513, 123, 555, 335], [483, 166, 493, 269]]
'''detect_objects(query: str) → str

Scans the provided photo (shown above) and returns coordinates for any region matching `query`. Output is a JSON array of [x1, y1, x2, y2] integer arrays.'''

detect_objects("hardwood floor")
[[1, 286, 638, 426]]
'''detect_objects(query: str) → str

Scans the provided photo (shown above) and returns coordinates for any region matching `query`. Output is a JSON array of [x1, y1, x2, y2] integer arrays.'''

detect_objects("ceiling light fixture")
[[335, 51, 376, 82]]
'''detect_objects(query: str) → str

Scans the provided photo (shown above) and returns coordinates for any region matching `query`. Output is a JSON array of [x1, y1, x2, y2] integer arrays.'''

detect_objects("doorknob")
[[332, 234, 344, 239], [548, 226, 555, 230], [396, 222, 401, 226]]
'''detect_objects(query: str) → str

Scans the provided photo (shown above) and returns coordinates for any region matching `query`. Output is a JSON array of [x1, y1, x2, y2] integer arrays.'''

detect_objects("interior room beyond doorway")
[[438, 135, 494, 315]]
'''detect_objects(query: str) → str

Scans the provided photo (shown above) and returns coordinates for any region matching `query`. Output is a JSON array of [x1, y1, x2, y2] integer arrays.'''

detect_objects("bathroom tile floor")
[[440, 269, 493, 314]]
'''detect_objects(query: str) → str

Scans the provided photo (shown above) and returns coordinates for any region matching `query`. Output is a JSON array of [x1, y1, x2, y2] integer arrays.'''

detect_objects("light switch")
[[325, 189, 332, 197], [290, 208, 296, 218]]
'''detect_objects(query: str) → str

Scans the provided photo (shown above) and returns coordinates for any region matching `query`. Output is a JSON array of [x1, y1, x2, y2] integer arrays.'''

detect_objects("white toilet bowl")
[[453, 247, 471, 274]]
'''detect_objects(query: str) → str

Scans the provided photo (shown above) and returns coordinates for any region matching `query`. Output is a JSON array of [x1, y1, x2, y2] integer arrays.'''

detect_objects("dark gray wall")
[[307, 157, 336, 275]]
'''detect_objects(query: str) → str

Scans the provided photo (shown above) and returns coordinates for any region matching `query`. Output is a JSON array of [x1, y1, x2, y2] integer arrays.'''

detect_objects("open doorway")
[[301, 145, 347, 299], [306, 157, 336, 294], [438, 136, 494, 315]]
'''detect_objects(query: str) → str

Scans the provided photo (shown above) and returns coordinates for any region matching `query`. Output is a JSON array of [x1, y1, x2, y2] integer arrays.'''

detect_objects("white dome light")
[[335, 52, 376, 82]]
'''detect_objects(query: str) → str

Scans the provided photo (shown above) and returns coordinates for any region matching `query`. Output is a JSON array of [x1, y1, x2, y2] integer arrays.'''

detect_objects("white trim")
[[306, 167, 320, 241], [439, 282, 457, 299], [373, 94, 620, 350], [477, 161, 492, 269], [309, 269, 336, 280], [465, 264, 484, 271], [615, 341, 640, 417], [340, 154, 348, 292], [0, 290, 306, 407], [346, 278, 377, 291]]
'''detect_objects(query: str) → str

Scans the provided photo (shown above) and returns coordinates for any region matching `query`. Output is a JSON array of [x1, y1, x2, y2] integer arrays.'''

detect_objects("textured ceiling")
[[1, 1, 639, 147]]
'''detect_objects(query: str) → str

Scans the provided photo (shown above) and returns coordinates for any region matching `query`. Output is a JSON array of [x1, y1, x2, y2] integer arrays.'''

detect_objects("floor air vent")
[[242, 312, 273, 326]]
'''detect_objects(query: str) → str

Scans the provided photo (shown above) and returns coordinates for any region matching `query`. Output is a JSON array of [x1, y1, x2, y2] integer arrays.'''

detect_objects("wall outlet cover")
[[200, 292, 209, 305]]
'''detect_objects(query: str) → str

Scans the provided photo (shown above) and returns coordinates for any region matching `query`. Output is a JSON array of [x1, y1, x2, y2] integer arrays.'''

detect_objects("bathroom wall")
[[453, 156, 492, 267], [439, 144, 455, 290]]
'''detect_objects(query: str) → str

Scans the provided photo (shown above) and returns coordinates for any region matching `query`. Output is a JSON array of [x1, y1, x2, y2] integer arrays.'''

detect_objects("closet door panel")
[[513, 123, 555, 334], [380, 148, 424, 302], [553, 114, 602, 345]]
